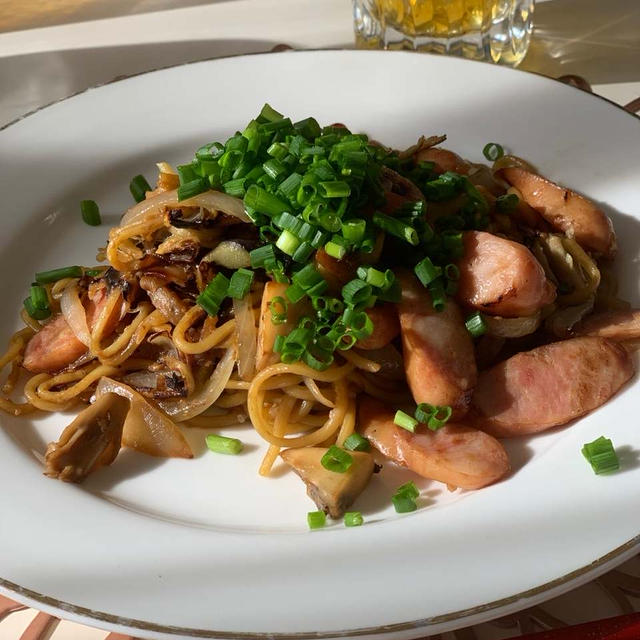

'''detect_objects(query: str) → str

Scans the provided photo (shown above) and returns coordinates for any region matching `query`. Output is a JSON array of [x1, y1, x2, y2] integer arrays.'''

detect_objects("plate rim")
[[1, 48, 639, 638]]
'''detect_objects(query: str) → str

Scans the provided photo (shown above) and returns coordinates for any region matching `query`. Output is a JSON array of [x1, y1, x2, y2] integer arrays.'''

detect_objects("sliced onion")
[[95, 377, 192, 458], [158, 346, 236, 421], [485, 312, 541, 338], [60, 284, 91, 346], [203, 241, 251, 269], [120, 188, 250, 227], [233, 296, 257, 381]]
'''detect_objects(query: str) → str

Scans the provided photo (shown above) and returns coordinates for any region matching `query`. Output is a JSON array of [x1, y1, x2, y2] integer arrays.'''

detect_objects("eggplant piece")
[[281, 447, 374, 518]]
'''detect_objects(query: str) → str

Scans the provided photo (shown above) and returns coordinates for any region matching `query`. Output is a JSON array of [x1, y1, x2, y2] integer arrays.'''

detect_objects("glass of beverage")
[[353, 0, 535, 67]]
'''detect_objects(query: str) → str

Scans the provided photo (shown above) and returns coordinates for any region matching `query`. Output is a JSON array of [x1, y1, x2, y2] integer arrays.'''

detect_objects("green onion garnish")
[[496, 193, 519, 213], [269, 296, 288, 324], [178, 177, 207, 201], [392, 493, 417, 513], [414, 257, 442, 288], [307, 510, 326, 530], [35, 266, 83, 284], [357, 266, 394, 291], [344, 511, 364, 527], [342, 218, 366, 245], [228, 268, 254, 299], [342, 279, 372, 307], [249, 244, 277, 269], [324, 239, 347, 260], [428, 278, 447, 312], [80, 200, 101, 226], [415, 403, 452, 430], [320, 445, 353, 473], [197, 273, 229, 316], [393, 410, 418, 433], [23, 297, 50, 320], [244, 185, 290, 217], [482, 142, 504, 162], [129, 174, 151, 203], [343, 433, 370, 452], [465, 311, 487, 337], [205, 433, 243, 455], [276, 229, 302, 256], [29, 285, 49, 311], [372, 211, 419, 246], [318, 180, 351, 199], [582, 436, 620, 475], [395, 481, 419, 500]]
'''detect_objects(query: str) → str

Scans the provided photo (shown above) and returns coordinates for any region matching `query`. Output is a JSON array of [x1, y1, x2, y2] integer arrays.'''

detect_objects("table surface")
[[0, 1, 639, 638]]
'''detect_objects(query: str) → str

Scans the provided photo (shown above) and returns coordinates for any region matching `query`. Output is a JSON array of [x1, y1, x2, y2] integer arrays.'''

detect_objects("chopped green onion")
[[197, 273, 229, 316], [205, 433, 243, 455], [244, 185, 290, 217], [343, 433, 370, 452], [269, 296, 288, 324], [465, 312, 487, 337], [483, 142, 504, 162], [178, 177, 207, 201], [35, 266, 83, 284], [392, 493, 417, 513], [418, 404, 452, 430], [414, 257, 442, 287], [341, 218, 366, 245], [276, 229, 301, 256], [395, 481, 419, 500], [394, 410, 418, 433], [129, 174, 151, 203], [273, 334, 285, 353], [342, 280, 372, 306], [177, 163, 198, 184], [318, 180, 351, 198], [320, 445, 353, 473], [372, 211, 419, 246], [80, 200, 101, 226], [23, 297, 50, 320], [196, 141, 224, 161], [285, 283, 307, 304], [29, 285, 49, 311], [263, 158, 287, 181], [428, 278, 447, 312], [223, 178, 246, 197], [250, 244, 277, 269], [292, 241, 314, 263], [303, 348, 334, 371], [259, 103, 284, 123], [357, 266, 394, 291], [292, 264, 324, 291], [344, 511, 364, 527], [228, 268, 254, 299], [582, 436, 620, 474], [342, 308, 373, 339], [85, 268, 105, 277], [325, 240, 347, 260], [294, 117, 321, 140], [307, 510, 326, 530], [496, 193, 519, 213]]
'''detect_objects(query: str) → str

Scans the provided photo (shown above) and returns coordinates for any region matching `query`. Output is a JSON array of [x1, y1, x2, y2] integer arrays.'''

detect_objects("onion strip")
[[120, 188, 250, 227], [60, 284, 91, 346], [233, 296, 257, 381]]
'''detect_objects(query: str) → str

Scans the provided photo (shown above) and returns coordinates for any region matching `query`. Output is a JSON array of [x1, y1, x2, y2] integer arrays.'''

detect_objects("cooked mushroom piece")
[[280, 447, 374, 518], [44, 392, 130, 482], [139, 275, 191, 325]]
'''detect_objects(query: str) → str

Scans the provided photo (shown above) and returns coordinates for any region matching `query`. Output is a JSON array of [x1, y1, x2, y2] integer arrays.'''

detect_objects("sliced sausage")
[[499, 167, 616, 257], [457, 231, 556, 317], [575, 309, 640, 342], [397, 271, 477, 418], [472, 336, 634, 437], [356, 303, 400, 350], [359, 397, 510, 490]]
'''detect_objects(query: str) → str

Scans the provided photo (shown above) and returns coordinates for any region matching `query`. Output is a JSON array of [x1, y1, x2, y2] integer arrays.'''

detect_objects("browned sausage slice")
[[457, 231, 556, 317], [499, 167, 616, 257], [397, 272, 477, 418], [472, 336, 634, 437], [355, 303, 400, 350], [359, 397, 510, 490]]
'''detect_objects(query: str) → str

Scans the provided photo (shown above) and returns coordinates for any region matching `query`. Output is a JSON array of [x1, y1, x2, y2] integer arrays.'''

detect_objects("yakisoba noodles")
[[1, 104, 636, 521]]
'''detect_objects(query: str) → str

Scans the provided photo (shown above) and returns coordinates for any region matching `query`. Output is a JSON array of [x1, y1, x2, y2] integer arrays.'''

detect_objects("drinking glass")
[[353, 0, 535, 67]]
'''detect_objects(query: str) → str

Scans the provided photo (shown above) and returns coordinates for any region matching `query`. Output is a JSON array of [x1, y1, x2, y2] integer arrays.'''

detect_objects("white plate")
[[0, 50, 639, 640]]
